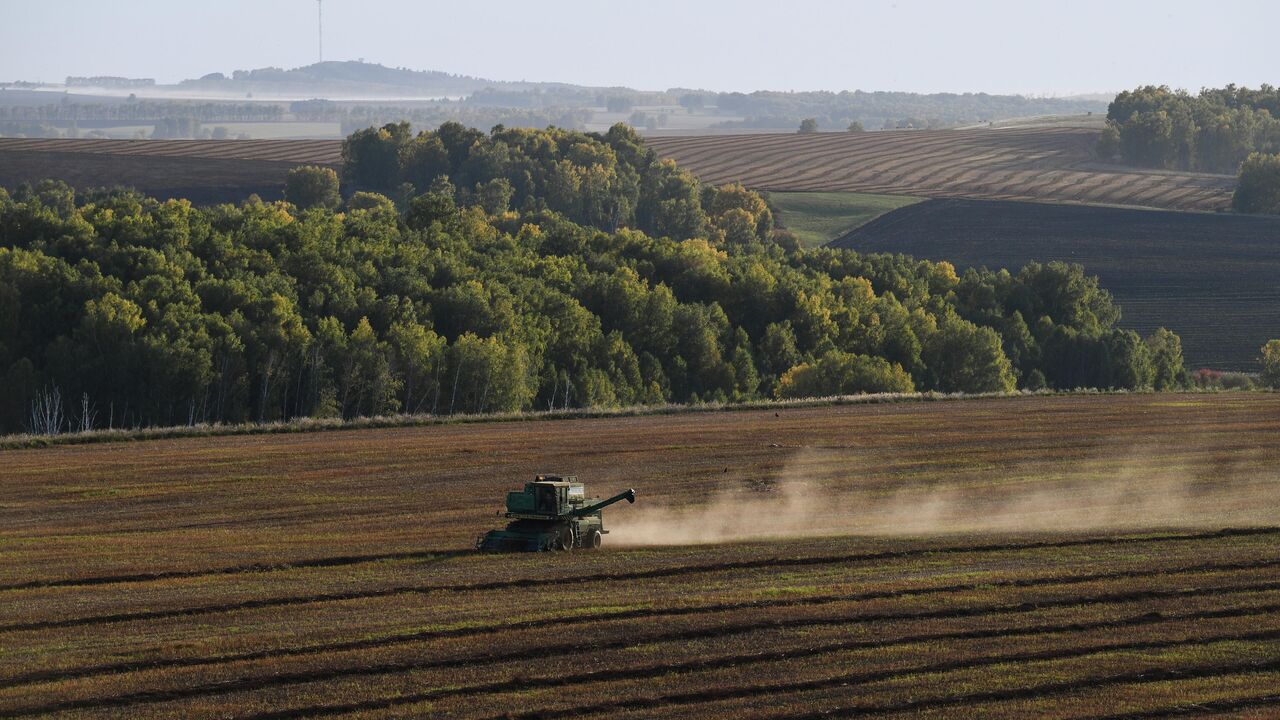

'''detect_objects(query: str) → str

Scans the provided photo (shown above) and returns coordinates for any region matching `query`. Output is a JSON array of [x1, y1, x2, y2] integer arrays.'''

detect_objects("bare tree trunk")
[[28, 386, 65, 436], [449, 362, 461, 415], [427, 359, 442, 416], [78, 393, 96, 432], [258, 350, 276, 424], [340, 358, 356, 420]]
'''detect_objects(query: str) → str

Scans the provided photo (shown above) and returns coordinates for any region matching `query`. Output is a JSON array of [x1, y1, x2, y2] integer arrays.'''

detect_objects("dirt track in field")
[[3, 393, 1280, 718]]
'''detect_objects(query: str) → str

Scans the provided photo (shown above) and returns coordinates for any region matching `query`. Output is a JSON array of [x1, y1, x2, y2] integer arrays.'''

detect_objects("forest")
[[0, 123, 1184, 435]]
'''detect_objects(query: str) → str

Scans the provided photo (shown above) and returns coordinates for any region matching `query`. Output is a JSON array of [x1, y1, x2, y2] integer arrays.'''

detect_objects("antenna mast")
[[317, 0, 323, 63]]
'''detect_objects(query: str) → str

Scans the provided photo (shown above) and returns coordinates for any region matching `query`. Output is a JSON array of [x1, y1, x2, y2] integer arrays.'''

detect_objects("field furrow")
[[5, 395, 1280, 718]]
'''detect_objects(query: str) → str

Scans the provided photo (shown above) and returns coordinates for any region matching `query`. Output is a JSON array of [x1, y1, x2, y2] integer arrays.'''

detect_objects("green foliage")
[[951, 262, 1171, 391], [1146, 328, 1188, 390], [1104, 329, 1155, 390], [1101, 85, 1280, 173], [0, 126, 1184, 435], [776, 351, 914, 398], [284, 166, 341, 211], [340, 122, 411, 193], [797, 118, 819, 134], [1261, 340, 1280, 388], [922, 313, 1017, 393], [1233, 153, 1280, 214]]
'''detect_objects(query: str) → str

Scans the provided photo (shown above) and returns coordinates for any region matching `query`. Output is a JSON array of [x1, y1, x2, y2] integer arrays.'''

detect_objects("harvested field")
[[0, 137, 341, 164], [0, 138, 340, 204], [646, 127, 1236, 212], [0, 127, 1238, 213], [831, 198, 1280, 372], [3, 393, 1280, 718]]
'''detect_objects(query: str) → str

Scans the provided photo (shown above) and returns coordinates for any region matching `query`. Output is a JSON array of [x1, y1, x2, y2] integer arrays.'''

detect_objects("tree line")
[[1098, 85, 1280, 174], [0, 123, 1185, 435], [1098, 85, 1280, 214]]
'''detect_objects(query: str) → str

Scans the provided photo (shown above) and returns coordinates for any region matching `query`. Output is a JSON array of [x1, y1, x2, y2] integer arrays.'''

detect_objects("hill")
[[3, 394, 1280, 717], [831, 198, 1280, 371], [645, 127, 1235, 212], [175, 60, 514, 99], [10, 61, 1108, 135]]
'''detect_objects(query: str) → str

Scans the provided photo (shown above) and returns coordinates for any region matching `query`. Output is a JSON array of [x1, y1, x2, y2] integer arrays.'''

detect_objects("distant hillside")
[[164, 62, 1106, 128], [177, 60, 501, 97], [12, 62, 1112, 135]]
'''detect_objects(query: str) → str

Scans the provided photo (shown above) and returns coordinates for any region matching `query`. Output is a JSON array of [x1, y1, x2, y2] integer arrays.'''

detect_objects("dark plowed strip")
[[9, 584, 1280, 715], [775, 662, 1280, 720], [215, 605, 1280, 720], [1090, 694, 1280, 719], [5, 527, 1274, 630], [246, 628, 1280, 720], [494, 651, 1280, 720], [6, 556, 1278, 688], [17, 527, 1269, 593], [0, 551, 469, 593]]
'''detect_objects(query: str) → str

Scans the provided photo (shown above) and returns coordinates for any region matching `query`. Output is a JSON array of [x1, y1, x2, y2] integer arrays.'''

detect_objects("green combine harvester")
[[476, 475, 636, 551]]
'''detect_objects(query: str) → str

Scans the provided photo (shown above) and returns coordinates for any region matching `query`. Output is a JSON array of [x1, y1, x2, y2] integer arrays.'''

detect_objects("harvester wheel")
[[557, 527, 574, 551], [585, 529, 602, 549]]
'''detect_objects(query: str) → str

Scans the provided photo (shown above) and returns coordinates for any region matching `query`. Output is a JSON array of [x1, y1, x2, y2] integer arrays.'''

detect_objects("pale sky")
[[2, 0, 1276, 95]]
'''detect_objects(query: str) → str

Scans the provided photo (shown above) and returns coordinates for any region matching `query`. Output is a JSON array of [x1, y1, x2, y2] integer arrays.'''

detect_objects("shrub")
[[1261, 339, 1280, 388], [776, 351, 914, 399]]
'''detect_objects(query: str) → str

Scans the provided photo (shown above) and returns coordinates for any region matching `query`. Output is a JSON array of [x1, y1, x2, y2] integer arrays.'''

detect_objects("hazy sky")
[[2, 0, 1276, 95]]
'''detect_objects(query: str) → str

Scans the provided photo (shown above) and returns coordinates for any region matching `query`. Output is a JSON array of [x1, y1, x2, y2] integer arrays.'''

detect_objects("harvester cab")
[[476, 475, 636, 552]]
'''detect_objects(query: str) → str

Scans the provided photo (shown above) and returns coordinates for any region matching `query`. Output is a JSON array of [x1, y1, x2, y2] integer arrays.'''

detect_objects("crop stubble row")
[[6, 559, 1277, 718], [0, 127, 1235, 211], [646, 128, 1234, 211]]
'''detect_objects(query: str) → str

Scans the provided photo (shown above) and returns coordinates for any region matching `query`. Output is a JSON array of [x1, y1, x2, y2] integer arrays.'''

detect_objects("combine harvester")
[[477, 475, 636, 551]]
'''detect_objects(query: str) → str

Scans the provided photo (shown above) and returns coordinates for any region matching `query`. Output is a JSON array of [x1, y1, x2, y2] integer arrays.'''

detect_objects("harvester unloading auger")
[[476, 475, 636, 551]]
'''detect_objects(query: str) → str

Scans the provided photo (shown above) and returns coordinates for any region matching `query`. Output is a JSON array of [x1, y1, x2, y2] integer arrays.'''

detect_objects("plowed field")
[[3, 393, 1280, 718], [1, 127, 1237, 212], [831, 198, 1280, 372], [646, 128, 1235, 212]]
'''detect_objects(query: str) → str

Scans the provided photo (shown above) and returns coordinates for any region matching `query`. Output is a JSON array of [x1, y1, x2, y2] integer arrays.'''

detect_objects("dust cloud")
[[609, 448, 1280, 546]]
